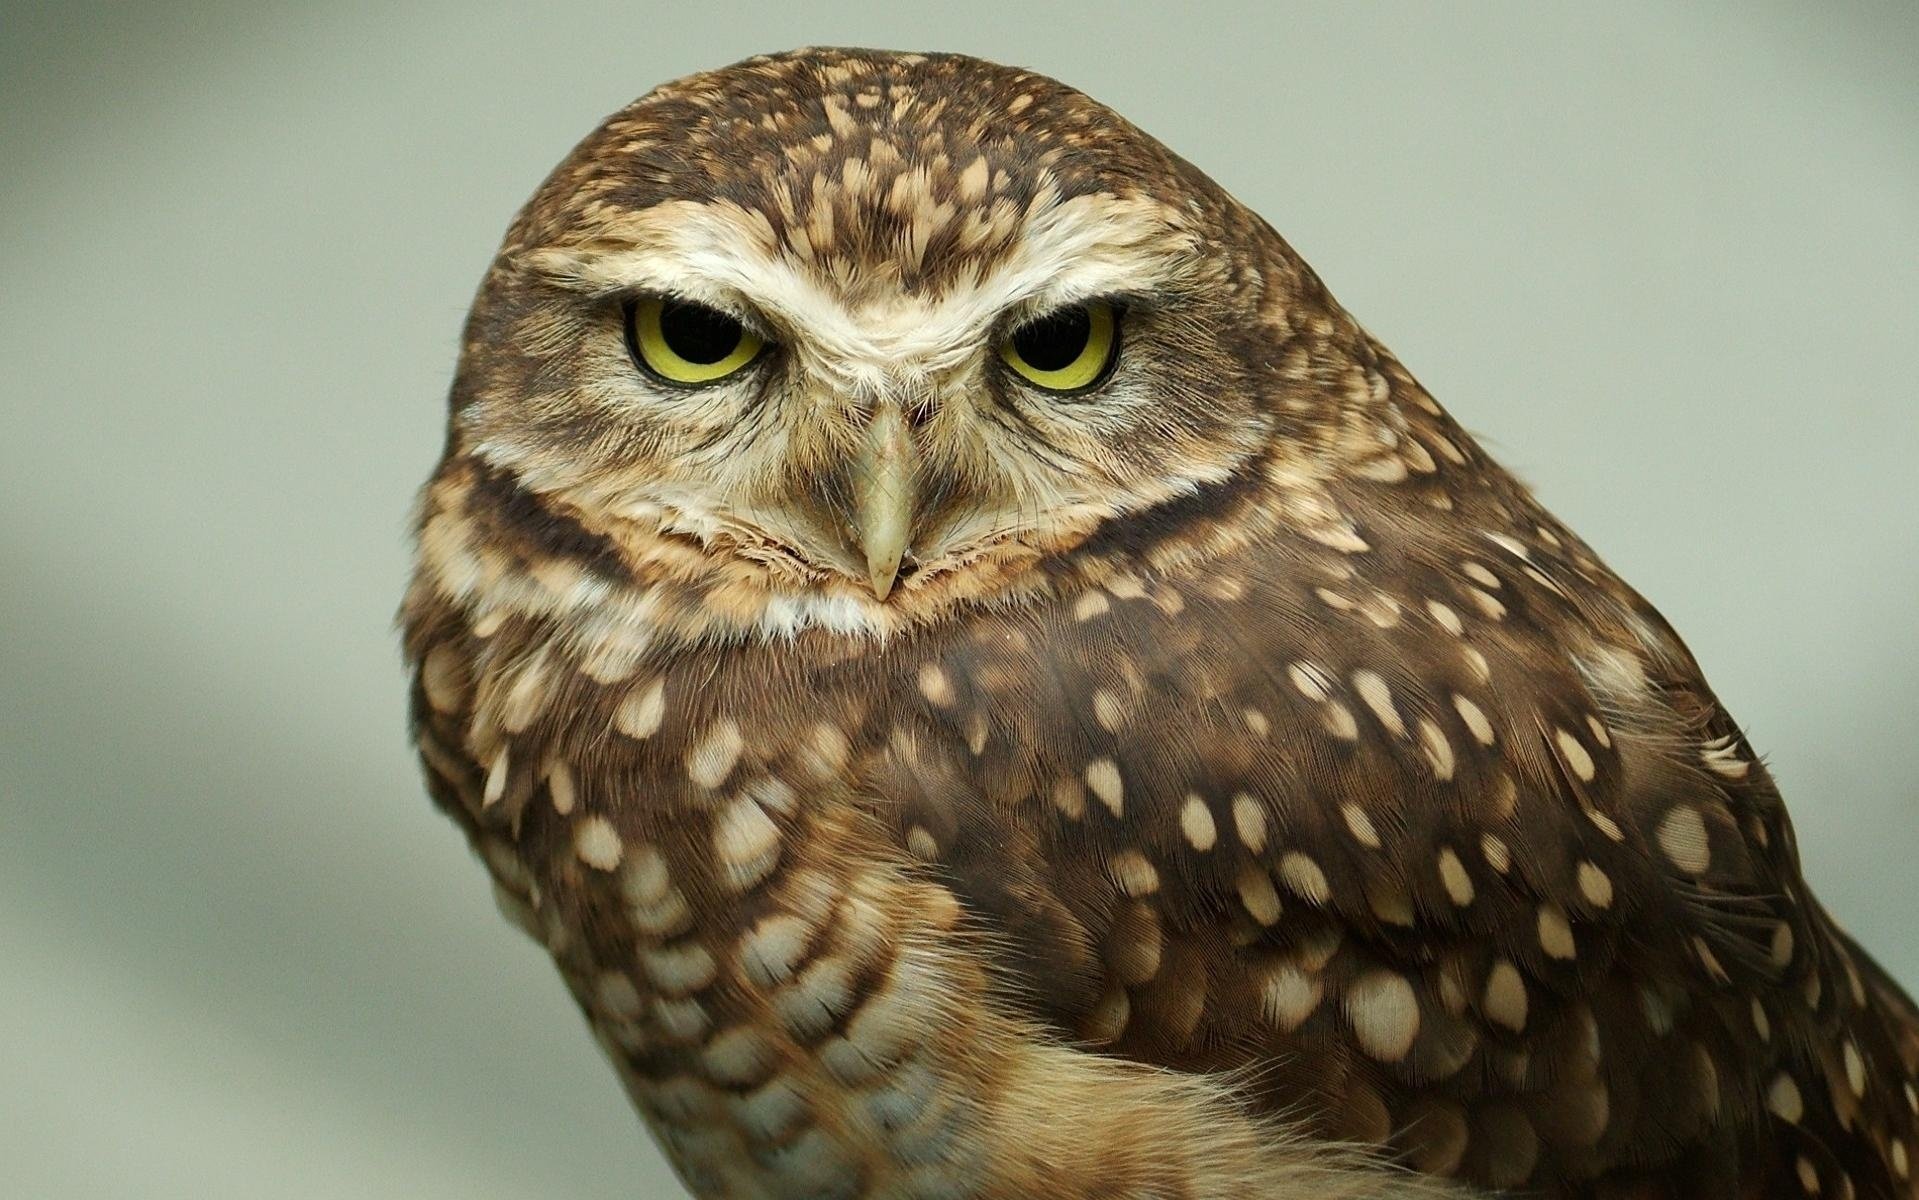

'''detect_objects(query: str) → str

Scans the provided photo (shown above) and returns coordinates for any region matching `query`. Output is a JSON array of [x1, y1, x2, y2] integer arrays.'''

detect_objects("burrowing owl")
[[402, 48, 1919, 1200]]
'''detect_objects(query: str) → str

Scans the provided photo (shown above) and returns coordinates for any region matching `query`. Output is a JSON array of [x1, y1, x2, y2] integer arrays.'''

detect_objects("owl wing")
[[891, 412, 1919, 1197]]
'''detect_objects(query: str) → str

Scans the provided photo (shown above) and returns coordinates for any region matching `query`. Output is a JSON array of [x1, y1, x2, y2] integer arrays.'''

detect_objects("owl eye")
[[626, 296, 766, 385], [999, 301, 1119, 393]]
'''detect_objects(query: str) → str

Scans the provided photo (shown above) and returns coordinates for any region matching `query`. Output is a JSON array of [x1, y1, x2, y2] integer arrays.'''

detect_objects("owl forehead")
[[512, 49, 1216, 365]]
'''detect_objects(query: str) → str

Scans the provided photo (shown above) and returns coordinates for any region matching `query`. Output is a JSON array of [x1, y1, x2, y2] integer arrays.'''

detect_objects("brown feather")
[[403, 47, 1918, 1200]]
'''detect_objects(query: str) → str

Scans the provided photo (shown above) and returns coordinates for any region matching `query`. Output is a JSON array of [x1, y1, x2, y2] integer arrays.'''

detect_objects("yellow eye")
[[627, 296, 766, 385], [999, 301, 1119, 393]]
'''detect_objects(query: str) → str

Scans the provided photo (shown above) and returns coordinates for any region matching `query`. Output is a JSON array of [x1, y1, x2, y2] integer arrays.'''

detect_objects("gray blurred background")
[[3, 2, 1915, 1196]]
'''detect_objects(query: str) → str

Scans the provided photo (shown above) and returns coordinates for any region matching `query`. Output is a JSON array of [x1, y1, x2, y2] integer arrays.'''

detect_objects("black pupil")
[[1013, 306, 1091, 371], [659, 301, 743, 364]]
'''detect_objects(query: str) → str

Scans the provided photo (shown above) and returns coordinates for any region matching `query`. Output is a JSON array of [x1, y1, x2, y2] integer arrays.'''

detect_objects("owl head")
[[427, 49, 1402, 651]]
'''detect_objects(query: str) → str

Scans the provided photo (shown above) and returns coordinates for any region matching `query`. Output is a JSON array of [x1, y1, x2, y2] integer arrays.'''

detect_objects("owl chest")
[[477, 696, 981, 1200]]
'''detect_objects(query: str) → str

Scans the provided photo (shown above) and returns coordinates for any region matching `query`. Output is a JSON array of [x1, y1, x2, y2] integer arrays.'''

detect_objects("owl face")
[[445, 51, 1292, 631]]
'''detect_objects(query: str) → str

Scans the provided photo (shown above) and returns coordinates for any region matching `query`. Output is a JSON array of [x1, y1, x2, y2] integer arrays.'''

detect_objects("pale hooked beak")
[[851, 405, 914, 599]]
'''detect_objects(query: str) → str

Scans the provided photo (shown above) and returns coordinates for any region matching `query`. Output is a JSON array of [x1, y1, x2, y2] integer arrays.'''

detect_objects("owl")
[[402, 48, 1919, 1200]]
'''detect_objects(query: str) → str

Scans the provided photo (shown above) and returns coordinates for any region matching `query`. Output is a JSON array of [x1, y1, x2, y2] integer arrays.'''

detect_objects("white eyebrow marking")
[[523, 193, 1201, 387]]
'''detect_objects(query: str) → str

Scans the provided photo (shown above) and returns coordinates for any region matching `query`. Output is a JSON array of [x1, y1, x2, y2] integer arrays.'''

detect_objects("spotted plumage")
[[402, 48, 1919, 1199]]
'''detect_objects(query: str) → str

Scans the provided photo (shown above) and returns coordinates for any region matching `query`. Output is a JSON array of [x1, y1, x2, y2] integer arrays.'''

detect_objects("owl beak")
[[851, 405, 914, 600]]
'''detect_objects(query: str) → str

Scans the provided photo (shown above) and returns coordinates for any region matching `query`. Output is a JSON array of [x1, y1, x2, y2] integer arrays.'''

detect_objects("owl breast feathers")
[[403, 48, 1919, 1200]]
